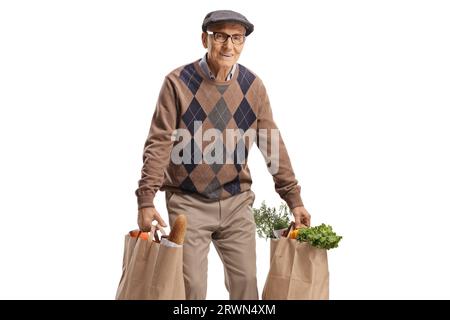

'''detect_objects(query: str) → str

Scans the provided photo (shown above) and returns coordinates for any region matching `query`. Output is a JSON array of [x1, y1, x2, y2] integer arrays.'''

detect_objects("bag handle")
[[136, 224, 166, 243], [282, 221, 296, 237], [150, 224, 167, 243], [283, 221, 310, 237]]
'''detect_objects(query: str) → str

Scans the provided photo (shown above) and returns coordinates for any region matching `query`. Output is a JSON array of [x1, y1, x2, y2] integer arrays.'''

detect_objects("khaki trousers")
[[165, 189, 259, 300]]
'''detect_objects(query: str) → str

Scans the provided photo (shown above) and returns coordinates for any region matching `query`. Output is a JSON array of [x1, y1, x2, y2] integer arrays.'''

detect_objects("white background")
[[1, 0, 449, 299]]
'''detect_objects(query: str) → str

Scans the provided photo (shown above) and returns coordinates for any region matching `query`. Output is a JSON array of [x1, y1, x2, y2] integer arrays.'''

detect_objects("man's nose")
[[223, 37, 233, 49]]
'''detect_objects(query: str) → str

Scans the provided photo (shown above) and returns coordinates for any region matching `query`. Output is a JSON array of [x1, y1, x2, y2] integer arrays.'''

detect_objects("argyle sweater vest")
[[136, 59, 303, 209]]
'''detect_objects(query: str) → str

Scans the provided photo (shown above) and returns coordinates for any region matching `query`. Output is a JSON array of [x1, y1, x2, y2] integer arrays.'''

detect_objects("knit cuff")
[[137, 194, 155, 209], [283, 190, 304, 210]]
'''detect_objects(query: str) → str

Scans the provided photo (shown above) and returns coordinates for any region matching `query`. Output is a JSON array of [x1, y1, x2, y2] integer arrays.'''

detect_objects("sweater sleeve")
[[135, 77, 178, 209], [256, 80, 304, 209]]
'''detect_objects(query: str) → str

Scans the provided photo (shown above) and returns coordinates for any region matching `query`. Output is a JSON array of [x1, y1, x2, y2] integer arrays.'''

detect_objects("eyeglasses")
[[206, 31, 246, 45]]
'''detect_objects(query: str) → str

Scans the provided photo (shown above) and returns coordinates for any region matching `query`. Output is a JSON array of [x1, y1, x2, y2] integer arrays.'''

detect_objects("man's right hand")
[[138, 207, 168, 232]]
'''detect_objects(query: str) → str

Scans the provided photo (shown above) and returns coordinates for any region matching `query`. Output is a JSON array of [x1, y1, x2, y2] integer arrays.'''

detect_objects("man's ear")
[[201, 32, 208, 49]]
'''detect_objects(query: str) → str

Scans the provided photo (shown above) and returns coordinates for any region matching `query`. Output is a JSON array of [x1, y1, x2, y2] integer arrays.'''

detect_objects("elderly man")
[[135, 10, 311, 300]]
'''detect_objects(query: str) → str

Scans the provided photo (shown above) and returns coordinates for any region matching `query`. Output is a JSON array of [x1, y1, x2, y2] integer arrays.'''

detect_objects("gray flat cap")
[[202, 10, 254, 36]]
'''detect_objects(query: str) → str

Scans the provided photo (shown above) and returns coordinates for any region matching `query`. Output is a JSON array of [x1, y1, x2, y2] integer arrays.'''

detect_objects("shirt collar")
[[199, 53, 236, 81]]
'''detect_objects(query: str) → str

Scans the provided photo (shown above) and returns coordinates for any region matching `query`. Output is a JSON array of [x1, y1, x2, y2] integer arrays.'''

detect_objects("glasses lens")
[[214, 32, 227, 43], [231, 35, 244, 44]]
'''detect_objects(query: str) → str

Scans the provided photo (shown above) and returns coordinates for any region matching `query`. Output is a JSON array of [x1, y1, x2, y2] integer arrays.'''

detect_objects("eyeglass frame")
[[206, 31, 246, 45]]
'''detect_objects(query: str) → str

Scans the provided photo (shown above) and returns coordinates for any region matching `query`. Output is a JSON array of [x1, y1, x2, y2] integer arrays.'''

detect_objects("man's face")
[[201, 23, 246, 70]]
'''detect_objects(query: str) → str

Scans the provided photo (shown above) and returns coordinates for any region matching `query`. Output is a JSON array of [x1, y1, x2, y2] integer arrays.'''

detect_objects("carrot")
[[129, 230, 149, 240]]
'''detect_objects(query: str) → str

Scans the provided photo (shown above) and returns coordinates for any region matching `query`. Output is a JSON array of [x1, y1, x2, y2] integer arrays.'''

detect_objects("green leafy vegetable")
[[253, 202, 290, 239], [296, 223, 342, 250], [253, 202, 343, 249]]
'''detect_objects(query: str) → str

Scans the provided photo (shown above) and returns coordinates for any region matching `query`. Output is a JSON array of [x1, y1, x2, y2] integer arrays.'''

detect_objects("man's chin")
[[217, 60, 236, 68]]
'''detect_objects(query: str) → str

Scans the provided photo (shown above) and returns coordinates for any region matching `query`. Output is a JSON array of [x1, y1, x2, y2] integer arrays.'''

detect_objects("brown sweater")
[[136, 59, 304, 209]]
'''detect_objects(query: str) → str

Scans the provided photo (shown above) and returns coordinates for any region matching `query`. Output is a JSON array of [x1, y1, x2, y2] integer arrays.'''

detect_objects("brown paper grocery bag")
[[115, 226, 185, 300], [148, 241, 185, 299], [262, 236, 329, 300]]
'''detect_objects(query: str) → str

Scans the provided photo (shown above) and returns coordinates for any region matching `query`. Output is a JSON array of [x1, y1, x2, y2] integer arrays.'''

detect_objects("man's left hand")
[[291, 206, 311, 228]]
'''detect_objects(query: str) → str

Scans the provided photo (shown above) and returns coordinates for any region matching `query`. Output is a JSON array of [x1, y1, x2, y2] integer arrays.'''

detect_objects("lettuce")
[[296, 224, 342, 250]]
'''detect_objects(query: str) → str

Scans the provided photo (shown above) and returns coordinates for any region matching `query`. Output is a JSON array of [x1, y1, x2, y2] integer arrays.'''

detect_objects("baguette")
[[168, 214, 187, 245]]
